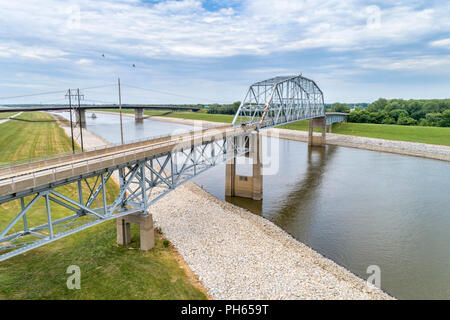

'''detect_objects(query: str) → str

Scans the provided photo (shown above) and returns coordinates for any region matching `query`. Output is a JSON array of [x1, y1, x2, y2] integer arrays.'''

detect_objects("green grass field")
[[0, 112, 74, 164], [0, 112, 206, 300], [103, 109, 450, 146], [280, 121, 450, 146], [0, 112, 19, 119]]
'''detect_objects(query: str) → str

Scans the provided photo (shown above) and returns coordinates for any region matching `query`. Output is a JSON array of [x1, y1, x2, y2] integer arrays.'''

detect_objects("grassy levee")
[[0, 112, 74, 164], [280, 121, 450, 146], [0, 112, 19, 119], [0, 112, 206, 300]]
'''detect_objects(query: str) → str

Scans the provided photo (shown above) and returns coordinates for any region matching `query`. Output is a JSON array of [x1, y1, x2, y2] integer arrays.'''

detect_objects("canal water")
[[57, 111, 450, 299]]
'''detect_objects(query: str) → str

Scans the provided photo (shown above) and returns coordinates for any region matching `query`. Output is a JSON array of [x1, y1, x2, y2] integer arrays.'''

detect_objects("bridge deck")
[[0, 124, 253, 200]]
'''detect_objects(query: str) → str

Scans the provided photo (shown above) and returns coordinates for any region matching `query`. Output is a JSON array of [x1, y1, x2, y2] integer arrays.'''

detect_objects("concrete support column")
[[225, 137, 236, 197], [251, 132, 263, 201], [116, 212, 155, 251], [225, 132, 263, 200], [327, 124, 332, 133], [308, 116, 326, 147], [135, 108, 144, 122], [75, 109, 86, 128]]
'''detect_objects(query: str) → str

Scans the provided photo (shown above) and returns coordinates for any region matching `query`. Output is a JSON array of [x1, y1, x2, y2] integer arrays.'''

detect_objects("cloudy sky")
[[0, 0, 449, 104]]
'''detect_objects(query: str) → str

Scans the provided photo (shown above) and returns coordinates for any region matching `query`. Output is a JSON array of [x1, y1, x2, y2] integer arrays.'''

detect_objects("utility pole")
[[65, 89, 75, 153], [77, 88, 84, 151], [118, 78, 127, 204], [118, 77, 124, 145], [65, 89, 85, 152]]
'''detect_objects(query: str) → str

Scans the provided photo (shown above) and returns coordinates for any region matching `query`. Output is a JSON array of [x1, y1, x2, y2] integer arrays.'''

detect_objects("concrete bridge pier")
[[75, 108, 86, 128], [117, 212, 155, 250], [308, 116, 326, 147], [135, 107, 144, 122], [225, 132, 263, 200]]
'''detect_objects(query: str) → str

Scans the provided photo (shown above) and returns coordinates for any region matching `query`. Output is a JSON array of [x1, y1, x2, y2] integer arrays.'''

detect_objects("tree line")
[[346, 99, 450, 127], [202, 99, 450, 127]]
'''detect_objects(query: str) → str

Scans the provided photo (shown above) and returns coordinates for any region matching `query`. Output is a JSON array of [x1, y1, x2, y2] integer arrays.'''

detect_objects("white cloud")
[[76, 58, 93, 65], [356, 55, 450, 72], [0, 42, 68, 60], [0, 0, 449, 61], [430, 38, 450, 48]]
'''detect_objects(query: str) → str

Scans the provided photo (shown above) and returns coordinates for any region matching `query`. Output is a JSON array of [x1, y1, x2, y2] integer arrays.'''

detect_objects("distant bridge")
[[0, 105, 201, 125], [0, 105, 201, 113], [0, 75, 347, 261]]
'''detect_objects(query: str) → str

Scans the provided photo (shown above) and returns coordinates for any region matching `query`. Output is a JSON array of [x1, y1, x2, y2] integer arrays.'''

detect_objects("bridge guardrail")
[[0, 125, 252, 197]]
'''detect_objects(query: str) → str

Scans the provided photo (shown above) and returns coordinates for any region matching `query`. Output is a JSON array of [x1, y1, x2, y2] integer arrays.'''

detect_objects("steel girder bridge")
[[0, 75, 327, 261]]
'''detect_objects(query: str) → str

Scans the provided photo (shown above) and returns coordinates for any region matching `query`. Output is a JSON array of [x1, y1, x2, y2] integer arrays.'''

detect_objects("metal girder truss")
[[0, 133, 250, 261], [325, 113, 348, 126], [232, 75, 325, 128]]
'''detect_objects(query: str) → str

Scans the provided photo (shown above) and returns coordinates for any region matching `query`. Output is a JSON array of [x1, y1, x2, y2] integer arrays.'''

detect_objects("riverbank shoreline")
[[51, 113, 212, 298], [267, 128, 450, 162], [52, 112, 392, 300], [94, 110, 449, 162]]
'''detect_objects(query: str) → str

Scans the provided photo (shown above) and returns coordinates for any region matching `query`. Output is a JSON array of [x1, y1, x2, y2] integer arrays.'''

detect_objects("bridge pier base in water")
[[116, 212, 155, 250], [308, 116, 326, 147], [225, 132, 263, 200], [75, 108, 86, 128], [135, 107, 144, 122]]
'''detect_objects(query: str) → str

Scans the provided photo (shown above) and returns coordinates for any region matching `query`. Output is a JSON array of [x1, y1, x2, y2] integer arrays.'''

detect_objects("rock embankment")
[[52, 114, 392, 299], [268, 128, 450, 162]]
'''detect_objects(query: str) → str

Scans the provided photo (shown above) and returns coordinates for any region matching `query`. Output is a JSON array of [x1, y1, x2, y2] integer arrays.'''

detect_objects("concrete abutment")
[[135, 108, 144, 122], [75, 109, 86, 128], [308, 116, 326, 147], [117, 212, 155, 251], [225, 132, 263, 201]]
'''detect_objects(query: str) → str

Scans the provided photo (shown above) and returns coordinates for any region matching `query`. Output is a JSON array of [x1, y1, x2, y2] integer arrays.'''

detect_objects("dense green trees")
[[206, 101, 241, 115], [330, 102, 350, 113], [348, 99, 450, 127], [204, 98, 450, 128]]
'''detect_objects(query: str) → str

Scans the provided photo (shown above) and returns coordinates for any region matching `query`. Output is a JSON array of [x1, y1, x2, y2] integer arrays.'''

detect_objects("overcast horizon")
[[1, 0, 450, 105]]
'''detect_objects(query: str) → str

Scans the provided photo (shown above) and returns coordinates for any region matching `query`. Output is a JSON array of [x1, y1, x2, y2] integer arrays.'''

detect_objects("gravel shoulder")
[[52, 112, 392, 300]]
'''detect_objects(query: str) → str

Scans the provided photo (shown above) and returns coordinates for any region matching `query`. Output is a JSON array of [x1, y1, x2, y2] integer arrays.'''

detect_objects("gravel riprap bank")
[[267, 128, 450, 162], [52, 114, 392, 299]]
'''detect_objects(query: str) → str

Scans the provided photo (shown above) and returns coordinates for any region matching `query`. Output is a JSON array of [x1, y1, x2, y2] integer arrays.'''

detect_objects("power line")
[[121, 83, 222, 104], [0, 90, 67, 101], [0, 84, 115, 101]]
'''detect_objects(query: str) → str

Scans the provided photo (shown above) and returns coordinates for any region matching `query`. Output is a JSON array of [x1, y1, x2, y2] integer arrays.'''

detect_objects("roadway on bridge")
[[0, 124, 252, 200]]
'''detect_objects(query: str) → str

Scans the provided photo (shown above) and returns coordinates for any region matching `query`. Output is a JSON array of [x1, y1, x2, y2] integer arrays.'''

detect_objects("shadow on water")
[[268, 146, 338, 229]]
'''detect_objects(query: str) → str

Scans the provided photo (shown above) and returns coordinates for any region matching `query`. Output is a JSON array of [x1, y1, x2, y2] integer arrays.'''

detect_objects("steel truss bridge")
[[0, 75, 332, 261], [233, 75, 325, 128]]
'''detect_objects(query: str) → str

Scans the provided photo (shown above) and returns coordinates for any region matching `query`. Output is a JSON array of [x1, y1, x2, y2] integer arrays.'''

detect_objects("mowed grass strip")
[[0, 112, 19, 119], [280, 121, 450, 146], [0, 112, 72, 164], [0, 112, 206, 300]]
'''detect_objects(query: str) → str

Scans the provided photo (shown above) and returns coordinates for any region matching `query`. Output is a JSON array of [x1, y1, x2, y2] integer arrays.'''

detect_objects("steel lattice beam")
[[0, 130, 251, 261], [232, 75, 325, 128]]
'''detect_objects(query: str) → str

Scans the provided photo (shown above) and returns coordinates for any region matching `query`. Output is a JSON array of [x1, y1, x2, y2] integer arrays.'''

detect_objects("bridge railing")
[[0, 130, 196, 171]]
